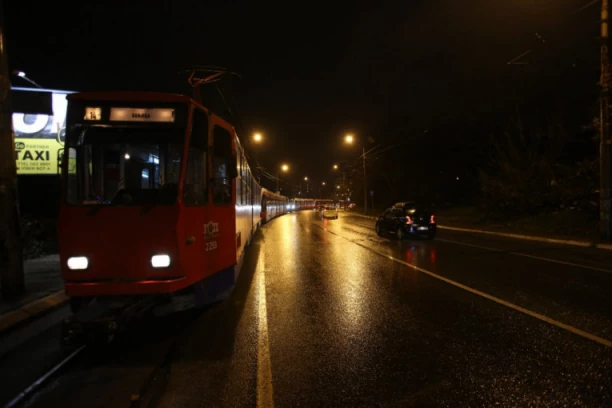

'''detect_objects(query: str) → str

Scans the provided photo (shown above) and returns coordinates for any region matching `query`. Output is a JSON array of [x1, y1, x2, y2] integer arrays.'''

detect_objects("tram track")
[[4, 345, 87, 408], [3, 306, 206, 408]]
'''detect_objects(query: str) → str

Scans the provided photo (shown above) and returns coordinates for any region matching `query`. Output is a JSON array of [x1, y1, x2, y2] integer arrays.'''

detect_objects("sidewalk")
[[0, 254, 67, 334]]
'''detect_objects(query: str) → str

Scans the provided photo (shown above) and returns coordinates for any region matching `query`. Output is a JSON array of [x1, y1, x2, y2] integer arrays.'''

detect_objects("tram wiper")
[[87, 202, 109, 216], [140, 203, 155, 216]]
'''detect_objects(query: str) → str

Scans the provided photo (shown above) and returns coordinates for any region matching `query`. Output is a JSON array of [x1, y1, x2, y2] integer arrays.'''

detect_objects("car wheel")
[[375, 222, 383, 236], [396, 227, 403, 240]]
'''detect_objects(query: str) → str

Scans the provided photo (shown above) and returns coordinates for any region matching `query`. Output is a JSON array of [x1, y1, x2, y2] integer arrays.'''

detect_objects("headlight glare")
[[151, 254, 171, 268], [67, 256, 89, 270]]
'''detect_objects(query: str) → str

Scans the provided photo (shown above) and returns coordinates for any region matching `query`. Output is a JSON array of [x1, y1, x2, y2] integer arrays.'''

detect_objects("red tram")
[[294, 198, 316, 211], [58, 91, 288, 316]]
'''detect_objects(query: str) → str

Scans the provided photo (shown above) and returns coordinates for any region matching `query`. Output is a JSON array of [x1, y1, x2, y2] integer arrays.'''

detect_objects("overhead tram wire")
[[506, 0, 602, 66], [182, 66, 266, 179]]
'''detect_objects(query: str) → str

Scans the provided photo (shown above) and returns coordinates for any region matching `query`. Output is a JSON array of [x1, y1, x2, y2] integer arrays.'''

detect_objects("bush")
[[20, 216, 58, 259], [479, 120, 597, 214]]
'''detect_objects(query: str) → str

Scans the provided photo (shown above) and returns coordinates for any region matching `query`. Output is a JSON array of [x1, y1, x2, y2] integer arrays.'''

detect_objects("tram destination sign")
[[109, 107, 175, 123]]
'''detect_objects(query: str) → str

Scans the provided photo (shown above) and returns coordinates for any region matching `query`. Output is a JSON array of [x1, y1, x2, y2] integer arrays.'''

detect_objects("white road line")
[[436, 238, 612, 275], [439, 225, 592, 247], [343, 215, 612, 274], [345, 213, 377, 220], [256, 256, 274, 408], [318, 225, 612, 349]]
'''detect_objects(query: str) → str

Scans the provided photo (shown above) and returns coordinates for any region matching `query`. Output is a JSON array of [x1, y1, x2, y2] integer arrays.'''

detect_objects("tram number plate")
[[206, 241, 218, 251]]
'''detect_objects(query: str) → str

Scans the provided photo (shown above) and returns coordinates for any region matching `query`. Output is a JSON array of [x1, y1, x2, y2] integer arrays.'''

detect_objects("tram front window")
[[65, 126, 185, 206]]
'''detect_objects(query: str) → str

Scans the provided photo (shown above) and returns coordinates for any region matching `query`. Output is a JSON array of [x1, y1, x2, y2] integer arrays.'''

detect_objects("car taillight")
[[405, 216, 413, 225], [430, 215, 435, 224]]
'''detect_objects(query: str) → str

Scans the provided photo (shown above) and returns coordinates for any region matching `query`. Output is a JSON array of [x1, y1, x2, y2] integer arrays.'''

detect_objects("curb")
[[0, 290, 69, 335], [346, 212, 610, 250], [438, 225, 595, 248]]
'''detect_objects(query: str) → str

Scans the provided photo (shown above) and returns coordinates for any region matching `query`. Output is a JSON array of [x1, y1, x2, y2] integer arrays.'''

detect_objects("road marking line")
[[346, 213, 602, 249], [256, 256, 274, 408], [345, 213, 377, 220], [437, 238, 612, 275], [318, 225, 612, 349], [438, 225, 592, 247], [342, 217, 612, 275]]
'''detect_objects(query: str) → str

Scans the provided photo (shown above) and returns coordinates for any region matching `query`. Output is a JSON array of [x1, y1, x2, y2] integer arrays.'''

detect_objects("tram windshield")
[[64, 126, 185, 206]]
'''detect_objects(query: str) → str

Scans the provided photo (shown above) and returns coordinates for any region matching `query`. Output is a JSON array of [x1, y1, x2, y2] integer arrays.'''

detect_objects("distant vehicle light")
[[405, 216, 413, 225], [67, 256, 88, 270], [151, 254, 171, 268], [430, 215, 435, 224]]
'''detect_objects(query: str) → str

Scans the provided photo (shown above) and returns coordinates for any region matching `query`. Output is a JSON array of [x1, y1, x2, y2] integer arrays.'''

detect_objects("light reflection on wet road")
[[20, 210, 612, 407], [259, 211, 612, 406]]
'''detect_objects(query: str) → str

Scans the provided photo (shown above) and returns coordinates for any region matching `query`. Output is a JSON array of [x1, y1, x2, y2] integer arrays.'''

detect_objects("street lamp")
[[299, 176, 310, 197], [332, 161, 348, 198], [11, 70, 43, 88], [253, 132, 263, 143], [277, 163, 289, 192], [344, 133, 367, 214]]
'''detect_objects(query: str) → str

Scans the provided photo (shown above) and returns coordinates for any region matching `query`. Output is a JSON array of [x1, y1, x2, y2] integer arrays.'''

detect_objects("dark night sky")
[[3, 0, 601, 190]]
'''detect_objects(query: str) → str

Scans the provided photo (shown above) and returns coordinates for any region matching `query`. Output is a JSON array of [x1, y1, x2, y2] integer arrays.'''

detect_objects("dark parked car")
[[375, 202, 436, 240]]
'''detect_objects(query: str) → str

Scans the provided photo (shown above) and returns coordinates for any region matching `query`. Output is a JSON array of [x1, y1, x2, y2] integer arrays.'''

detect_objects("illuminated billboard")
[[12, 87, 73, 175]]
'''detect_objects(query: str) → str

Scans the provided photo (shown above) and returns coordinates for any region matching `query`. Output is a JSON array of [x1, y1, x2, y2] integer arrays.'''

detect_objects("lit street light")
[[11, 70, 43, 88], [253, 132, 263, 143], [333, 164, 338, 170], [277, 163, 289, 193], [344, 133, 368, 214]]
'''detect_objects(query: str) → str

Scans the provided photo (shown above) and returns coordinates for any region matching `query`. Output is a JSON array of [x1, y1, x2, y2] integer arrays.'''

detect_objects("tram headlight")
[[67, 256, 89, 270], [151, 254, 171, 268]]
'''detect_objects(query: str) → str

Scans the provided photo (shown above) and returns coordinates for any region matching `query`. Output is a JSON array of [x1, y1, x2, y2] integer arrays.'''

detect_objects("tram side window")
[[241, 155, 246, 205], [212, 125, 233, 205], [184, 110, 208, 206], [238, 149, 244, 205], [245, 164, 251, 206]]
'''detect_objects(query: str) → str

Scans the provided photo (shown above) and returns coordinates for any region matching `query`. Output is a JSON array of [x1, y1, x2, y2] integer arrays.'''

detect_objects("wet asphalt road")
[[16, 210, 612, 407]]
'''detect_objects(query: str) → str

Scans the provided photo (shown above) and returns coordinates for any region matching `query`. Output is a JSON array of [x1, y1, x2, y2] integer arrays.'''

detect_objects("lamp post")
[[277, 163, 289, 193], [1, 7, 25, 298], [11, 70, 43, 88], [344, 134, 367, 214], [333, 162, 347, 196]]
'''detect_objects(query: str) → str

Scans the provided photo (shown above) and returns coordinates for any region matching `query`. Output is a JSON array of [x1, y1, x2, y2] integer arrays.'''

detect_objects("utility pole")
[[276, 171, 279, 193], [601, 0, 611, 241], [0, 0, 25, 298], [362, 145, 367, 215]]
